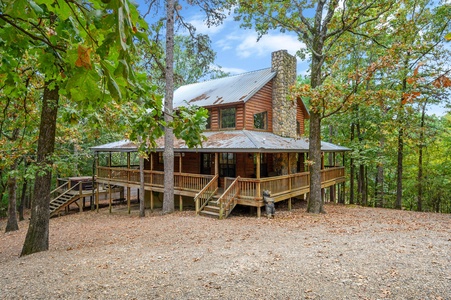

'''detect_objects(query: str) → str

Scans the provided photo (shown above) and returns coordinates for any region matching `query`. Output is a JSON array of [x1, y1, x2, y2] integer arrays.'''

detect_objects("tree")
[[1, 0, 150, 255], [236, 0, 394, 213], [138, 0, 230, 214], [163, 0, 176, 214]]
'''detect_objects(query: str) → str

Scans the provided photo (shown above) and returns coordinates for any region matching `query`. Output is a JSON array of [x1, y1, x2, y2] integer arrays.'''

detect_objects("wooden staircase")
[[49, 182, 84, 216], [199, 196, 221, 218], [197, 177, 240, 219]]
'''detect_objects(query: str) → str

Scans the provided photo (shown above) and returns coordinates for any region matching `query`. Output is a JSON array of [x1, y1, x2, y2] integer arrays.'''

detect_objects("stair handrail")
[[50, 181, 69, 198], [218, 176, 241, 219], [50, 181, 81, 205], [194, 174, 219, 214]]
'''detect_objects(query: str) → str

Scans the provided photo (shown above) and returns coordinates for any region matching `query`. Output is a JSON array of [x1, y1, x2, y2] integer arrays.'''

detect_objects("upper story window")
[[220, 107, 236, 129], [254, 111, 267, 130]]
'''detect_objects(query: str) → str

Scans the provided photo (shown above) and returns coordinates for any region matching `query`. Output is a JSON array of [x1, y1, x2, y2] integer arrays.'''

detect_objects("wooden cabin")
[[92, 50, 349, 218]]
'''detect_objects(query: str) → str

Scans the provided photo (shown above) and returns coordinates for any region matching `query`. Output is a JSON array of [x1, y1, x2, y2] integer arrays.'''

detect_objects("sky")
[[136, 1, 448, 116], [137, 2, 308, 75], [184, 7, 308, 75]]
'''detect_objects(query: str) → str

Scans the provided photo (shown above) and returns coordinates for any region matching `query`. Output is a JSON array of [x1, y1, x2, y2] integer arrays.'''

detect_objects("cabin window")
[[297, 120, 301, 135], [220, 107, 236, 129], [158, 152, 164, 164], [220, 153, 236, 177], [206, 109, 211, 129], [254, 111, 267, 130]]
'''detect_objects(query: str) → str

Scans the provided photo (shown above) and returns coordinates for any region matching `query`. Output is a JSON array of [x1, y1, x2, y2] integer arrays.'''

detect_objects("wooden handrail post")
[[79, 182, 83, 212], [195, 195, 199, 214]]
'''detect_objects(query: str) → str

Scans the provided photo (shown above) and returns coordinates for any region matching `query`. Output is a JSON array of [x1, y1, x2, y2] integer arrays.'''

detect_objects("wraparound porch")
[[95, 166, 345, 218]]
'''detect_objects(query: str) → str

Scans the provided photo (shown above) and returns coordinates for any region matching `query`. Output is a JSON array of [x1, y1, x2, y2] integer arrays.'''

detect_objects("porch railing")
[[97, 166, 214, 192], [218, 176, 240, 219], [97, 166, 345, 204], [224, 167, 344, 200], [194, 174, 219, 214]]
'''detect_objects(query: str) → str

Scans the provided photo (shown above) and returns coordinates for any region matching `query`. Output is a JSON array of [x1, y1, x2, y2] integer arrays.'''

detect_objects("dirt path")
[[1, 203, 450, 299]]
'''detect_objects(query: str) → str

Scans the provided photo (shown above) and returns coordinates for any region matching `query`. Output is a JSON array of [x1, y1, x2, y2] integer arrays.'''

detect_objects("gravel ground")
[[1, 202, 450, 300]]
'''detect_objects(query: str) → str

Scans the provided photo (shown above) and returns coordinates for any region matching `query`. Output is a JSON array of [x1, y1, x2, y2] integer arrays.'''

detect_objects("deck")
[[96, 166, 346, 217]]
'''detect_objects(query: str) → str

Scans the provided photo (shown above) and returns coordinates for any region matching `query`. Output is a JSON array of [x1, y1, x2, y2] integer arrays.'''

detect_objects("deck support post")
[[79, 183, 83, 212], [127, 186, 131, 214], [179, 194, 183, 211], [109, 181, 112, 214], [257, 206, 261, 218], [96, 183, 100, 212], [288, 198, 292, 211], [150, 191, 154, 212]]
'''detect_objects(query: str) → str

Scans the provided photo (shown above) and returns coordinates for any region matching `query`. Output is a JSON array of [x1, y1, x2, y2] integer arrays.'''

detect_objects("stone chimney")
[[271, 50, 297, 138]]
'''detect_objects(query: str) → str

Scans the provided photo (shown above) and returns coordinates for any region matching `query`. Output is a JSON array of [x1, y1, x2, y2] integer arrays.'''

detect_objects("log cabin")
[[91, 50, 349, 218]]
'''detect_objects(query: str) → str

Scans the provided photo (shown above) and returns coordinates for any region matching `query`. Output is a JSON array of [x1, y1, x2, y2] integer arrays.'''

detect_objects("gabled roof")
[[173, 68, 276, 108], [91, 131, 350, 153]]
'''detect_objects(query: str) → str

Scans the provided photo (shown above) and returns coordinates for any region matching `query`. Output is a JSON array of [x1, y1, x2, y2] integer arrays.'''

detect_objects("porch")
[[95, 165, 346, 218]]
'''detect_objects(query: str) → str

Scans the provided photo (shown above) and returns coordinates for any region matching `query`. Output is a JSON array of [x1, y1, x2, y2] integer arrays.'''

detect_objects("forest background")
[[1, 0, 450, 240]]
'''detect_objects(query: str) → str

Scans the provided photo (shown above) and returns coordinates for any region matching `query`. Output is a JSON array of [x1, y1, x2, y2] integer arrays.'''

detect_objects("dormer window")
[[254, 111, 267, 130], [220, 107, 236, 129]]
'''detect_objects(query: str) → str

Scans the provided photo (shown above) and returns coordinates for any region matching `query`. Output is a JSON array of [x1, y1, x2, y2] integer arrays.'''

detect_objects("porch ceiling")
[[91, 130, 350, 153]]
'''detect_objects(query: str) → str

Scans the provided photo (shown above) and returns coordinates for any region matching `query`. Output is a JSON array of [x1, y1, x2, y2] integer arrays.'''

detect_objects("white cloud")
[[220, 67, 248, 74], [217, 30, 305, 59]]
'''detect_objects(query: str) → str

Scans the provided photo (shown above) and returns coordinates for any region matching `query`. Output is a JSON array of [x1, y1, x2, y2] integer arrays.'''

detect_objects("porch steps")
[[200, 197, 221, 218], [49, 192, 81, 216]]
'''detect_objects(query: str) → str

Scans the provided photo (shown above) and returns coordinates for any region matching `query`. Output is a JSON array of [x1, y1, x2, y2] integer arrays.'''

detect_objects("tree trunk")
[[395, 127, 403, 209], [162, 0, 175, 214], [375, 136, 385, 208], [349, 123, 355, 205], [5, 159, 19, 232], [19, 159, 29, 221], [417, 102, 426, 212], [307, 111, 323, 213], [21, 81, 59, 256]]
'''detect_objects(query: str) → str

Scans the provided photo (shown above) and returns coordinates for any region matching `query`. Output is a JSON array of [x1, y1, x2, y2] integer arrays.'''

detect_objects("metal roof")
[[91, 131, 350, 153], [90, 140, 138, 152], [173, 68, 276, 108]]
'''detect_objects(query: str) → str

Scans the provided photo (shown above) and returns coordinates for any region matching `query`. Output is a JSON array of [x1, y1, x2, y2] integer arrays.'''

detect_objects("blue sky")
[[185, 8, 309, 75], [137, 2, 309, 75], [136, 1, 448, 116]]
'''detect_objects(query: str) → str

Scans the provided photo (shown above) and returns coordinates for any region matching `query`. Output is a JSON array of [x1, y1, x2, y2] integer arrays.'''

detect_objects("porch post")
[[288, 153, 292, 211], [214, 153, 219, 175], [108, 180, 112, 213], [179, 153, 183, 212], [256, 153, 261, 218], [127, 152, 131, 214], [179, 153, 182, 173]]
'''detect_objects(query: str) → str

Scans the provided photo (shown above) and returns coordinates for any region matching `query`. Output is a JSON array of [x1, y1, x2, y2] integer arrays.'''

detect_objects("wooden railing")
[[194, 174, 219, 214], [218, 176, 241, 219], [97, 166, 345, 206], [224, 167, 344, 200], [321, 167, 345, 185], [97, 167, 214, 192]]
